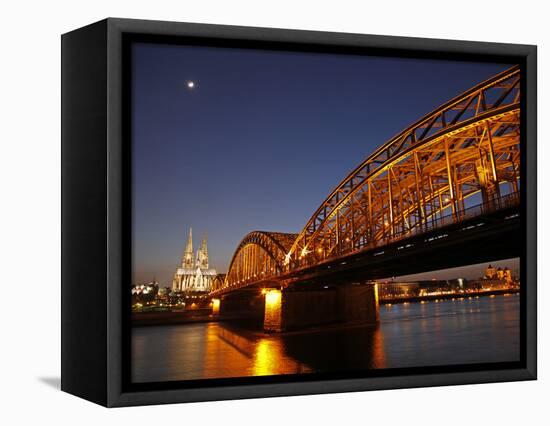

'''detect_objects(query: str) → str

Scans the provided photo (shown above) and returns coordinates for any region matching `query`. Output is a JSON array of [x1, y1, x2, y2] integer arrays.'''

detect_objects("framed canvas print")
[[61, 18, 537, 407]]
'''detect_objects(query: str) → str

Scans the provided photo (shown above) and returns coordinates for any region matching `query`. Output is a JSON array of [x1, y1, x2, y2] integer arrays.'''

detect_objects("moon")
[[187, 81, 195, 89]]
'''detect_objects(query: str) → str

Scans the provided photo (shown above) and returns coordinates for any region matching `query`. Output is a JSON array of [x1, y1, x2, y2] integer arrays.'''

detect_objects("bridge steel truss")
[[215, 65, 521, 296], [222, 231, 297, 292]]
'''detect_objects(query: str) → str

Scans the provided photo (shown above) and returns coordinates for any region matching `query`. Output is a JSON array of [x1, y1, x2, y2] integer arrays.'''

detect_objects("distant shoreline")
[[132, 288, 519, 327], [379, 288, 519, 305]]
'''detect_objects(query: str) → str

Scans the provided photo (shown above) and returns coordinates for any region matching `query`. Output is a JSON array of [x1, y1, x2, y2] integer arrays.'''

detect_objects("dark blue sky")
[[132, 42, 513, 286]]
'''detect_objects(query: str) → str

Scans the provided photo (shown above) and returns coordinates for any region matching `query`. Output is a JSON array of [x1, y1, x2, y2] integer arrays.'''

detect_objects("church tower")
[[197, 234, 209, 269], [182, 228, 194, 269]]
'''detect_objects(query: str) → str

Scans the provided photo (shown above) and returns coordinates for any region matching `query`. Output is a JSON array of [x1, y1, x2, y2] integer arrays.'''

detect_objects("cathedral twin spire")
[[182, 227, 208, 269], [183, 227, 194, 268]]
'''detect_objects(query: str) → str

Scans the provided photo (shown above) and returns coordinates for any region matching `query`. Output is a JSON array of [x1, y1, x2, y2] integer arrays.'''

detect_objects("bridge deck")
[[212, 198, 520, 296]]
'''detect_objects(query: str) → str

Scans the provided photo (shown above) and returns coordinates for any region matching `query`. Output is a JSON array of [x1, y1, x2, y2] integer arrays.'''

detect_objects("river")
[[131, 293, 520, 383]]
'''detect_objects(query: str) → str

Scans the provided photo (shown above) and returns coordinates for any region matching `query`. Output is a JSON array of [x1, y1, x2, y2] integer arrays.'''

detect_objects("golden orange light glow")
[[253, 339, 279, 376], [265, 289, 282, 307], [212, 298, 220, 315], [264, 289, 283, 332]]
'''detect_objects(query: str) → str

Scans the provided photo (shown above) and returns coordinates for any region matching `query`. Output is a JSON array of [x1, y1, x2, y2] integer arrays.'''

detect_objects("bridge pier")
[[264, 282, 379, 332], [211, 298, 220, 316], [215, 283, 379, 332], [218, 291, 265, 324]]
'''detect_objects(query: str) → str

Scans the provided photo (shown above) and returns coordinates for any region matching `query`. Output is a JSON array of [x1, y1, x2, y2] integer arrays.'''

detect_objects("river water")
[[131, 294, 520, 383]]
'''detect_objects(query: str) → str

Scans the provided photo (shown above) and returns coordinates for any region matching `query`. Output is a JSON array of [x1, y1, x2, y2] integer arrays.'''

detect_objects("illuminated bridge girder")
[[288, 65, 520, 268], [309, 112, 520, 259], [213, 65, 521, 296], [223, 231, 297, 292]]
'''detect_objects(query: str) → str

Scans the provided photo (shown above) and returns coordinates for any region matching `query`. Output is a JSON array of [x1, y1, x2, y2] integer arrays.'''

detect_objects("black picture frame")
[[61, 17, 537, 407]]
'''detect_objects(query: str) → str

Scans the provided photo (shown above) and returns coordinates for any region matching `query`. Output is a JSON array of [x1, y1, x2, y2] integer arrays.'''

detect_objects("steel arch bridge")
[[224, 231, 297, 287], [212, 65, 521, 297]]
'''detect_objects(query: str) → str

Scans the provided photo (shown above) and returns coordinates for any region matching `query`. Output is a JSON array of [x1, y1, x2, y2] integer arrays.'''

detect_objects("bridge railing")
[[390, 190, 519, 242], [296, 191, 520, 269]]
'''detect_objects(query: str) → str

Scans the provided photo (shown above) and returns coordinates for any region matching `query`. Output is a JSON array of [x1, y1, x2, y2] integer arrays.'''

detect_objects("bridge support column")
[[263, 283, 379, 332], [218, 292, 265, 323], [211, 298, 220, 317]]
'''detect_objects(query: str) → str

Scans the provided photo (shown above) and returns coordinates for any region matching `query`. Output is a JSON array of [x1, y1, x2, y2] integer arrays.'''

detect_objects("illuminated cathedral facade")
[[172, 228, 217, 293]]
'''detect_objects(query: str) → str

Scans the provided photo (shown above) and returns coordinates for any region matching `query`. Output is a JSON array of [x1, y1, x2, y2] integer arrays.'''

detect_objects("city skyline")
[[384, 257, 519, 283], [131, 42, 513, 286]]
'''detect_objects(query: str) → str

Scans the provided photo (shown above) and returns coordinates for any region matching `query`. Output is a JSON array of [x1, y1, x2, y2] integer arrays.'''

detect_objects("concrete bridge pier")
[[264, 282, 379, 332], [216, 291, 265, 323]]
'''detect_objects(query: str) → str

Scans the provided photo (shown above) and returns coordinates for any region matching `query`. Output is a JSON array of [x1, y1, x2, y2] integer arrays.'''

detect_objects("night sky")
[[131, 42, 516, 287]]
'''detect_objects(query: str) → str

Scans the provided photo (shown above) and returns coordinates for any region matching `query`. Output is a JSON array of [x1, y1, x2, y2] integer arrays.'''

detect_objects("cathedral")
[[172, 228, 217, 293]]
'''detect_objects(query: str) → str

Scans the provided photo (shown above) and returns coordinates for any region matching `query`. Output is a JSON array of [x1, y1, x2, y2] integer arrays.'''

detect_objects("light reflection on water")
[[131, 294, 520, 383]]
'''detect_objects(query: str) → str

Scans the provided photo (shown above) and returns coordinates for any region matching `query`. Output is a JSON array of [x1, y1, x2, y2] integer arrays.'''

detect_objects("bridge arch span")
[[213, 65, 521, 296], [287, 65, 520, 268], [223, 231, 297, 291]]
